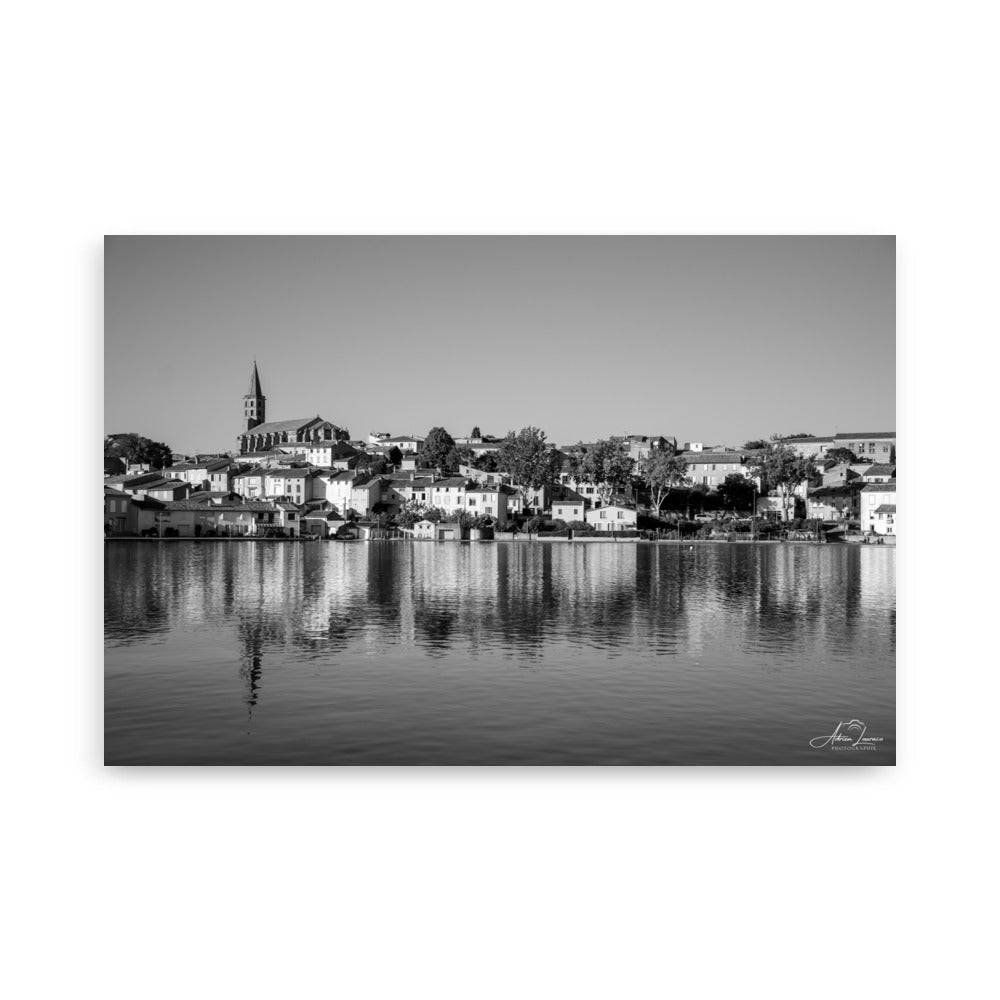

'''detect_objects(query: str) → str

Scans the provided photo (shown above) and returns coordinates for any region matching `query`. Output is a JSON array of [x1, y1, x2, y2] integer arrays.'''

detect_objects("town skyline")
[[105, 236, 895, 455]]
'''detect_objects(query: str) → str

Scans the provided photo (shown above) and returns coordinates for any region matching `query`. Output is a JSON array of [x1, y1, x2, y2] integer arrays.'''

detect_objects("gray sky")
[[105, 236, 895, 455]]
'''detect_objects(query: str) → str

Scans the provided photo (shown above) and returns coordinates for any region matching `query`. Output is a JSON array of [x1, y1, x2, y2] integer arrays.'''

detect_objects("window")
[[617, 510, 623, 519], [600, 510, 606, 519], [486, 506, 493, 514]]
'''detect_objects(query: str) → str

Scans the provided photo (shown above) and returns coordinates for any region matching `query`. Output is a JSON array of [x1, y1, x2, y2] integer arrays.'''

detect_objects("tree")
[[105, 433, 173, 470], [686, 482, 710, 518], [443, 444, 474, 474], [825, 447, 858, 465], [473, 452, 500, 473], [421, 427, 456, 471], [645, 450, 690, 517], [470, 426, 482, 439], [743, 439, 770, 451], [745, 436, 817, 522], [498, 427, 562, 512], [576, 438, 635, 506], [717, 473, 756, 512]]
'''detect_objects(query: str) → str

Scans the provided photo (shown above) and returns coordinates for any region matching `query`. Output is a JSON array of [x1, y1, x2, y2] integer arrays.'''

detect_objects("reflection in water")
[[105, 542, 895, 764]]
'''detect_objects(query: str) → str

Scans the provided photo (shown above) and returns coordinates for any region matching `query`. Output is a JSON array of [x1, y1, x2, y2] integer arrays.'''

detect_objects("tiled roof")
[[118, 472, 164, 487], [809, 484, 860, 497], [104, 486, 129, 496], [307, 440, 354, 452], [239, 417, 338, 436], [861, 481, 897, 492], [431, 477, 470, 488], [265, 468, 314, 479], [863, 464, 896, 476], [166, 500, 276, 512], [873, 504, 896, 514], [834, 432, 895, 440], [680, 452, 746, 464], [553, 489, 586, 503]]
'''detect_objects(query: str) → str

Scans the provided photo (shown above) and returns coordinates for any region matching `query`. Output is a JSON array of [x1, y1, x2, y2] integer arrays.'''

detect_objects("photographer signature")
[[810, 719, 885, 750]]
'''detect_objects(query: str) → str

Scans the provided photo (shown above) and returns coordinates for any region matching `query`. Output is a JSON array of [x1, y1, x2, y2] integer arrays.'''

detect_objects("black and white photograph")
[[15, 3, 1000, 997], [104, 235, 895, 765]]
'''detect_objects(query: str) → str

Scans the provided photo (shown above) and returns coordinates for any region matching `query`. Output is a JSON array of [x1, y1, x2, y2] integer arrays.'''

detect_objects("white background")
[[3, 2, 996, 998]]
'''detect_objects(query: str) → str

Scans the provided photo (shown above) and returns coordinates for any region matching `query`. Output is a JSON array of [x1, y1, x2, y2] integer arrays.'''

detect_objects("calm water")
[[105, 541, 896, 765]]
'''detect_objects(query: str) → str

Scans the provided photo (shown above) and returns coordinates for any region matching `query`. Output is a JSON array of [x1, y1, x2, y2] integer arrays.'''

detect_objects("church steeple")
[[243, 360, 266, 433]]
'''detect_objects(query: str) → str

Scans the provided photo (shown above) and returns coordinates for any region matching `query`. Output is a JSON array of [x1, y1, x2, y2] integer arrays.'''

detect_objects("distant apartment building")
[[784, 432, 895, 463]]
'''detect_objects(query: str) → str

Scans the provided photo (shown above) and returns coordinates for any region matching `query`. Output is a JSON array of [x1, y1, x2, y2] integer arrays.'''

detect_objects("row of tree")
[[417, 428, 821, 522]]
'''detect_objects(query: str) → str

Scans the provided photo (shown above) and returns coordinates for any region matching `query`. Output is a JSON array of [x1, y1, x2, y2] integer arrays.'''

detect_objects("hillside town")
[[104, 363, 896, 543]]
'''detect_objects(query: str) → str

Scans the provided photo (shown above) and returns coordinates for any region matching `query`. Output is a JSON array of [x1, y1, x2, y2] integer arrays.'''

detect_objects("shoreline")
[[103, 536, 865, 546]]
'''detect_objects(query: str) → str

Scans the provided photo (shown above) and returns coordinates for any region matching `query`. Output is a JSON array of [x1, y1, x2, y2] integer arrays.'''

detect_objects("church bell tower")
[[243, 360, 266, 433]]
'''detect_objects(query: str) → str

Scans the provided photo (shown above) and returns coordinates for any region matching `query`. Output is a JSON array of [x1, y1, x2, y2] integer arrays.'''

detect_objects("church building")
[[237, 362, 348, 455]]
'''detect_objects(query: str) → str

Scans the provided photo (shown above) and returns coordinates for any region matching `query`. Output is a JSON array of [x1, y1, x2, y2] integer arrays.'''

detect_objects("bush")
[[523, 516, 546, 533], [567, 520, 589, 531]]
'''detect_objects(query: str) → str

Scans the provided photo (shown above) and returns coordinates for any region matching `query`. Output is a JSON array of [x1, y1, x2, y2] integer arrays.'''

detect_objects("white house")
[[584, 504, 638, 531], [464, 486, 508, 526], [349, 477, 382, 517], [264, 468, 317, 503], [428, 477, 470, 514], [552, 489, 587, 522], [387, 434, 424, 454], [306, 440, 357, 467], [861, 481, 897, 535], [316, 470, 360, 511], [680, 451, 753, 489]]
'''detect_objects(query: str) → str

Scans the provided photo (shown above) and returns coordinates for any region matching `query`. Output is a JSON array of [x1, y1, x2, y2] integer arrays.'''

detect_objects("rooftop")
[[861, 481, 897, 492], [239, 416, 340, 437], [431, 477, 471, 488], [873, 504, 897, 514], [680, 452, 746, 464], [166, 500, 278, 512], [834, 432, 896, 440]]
